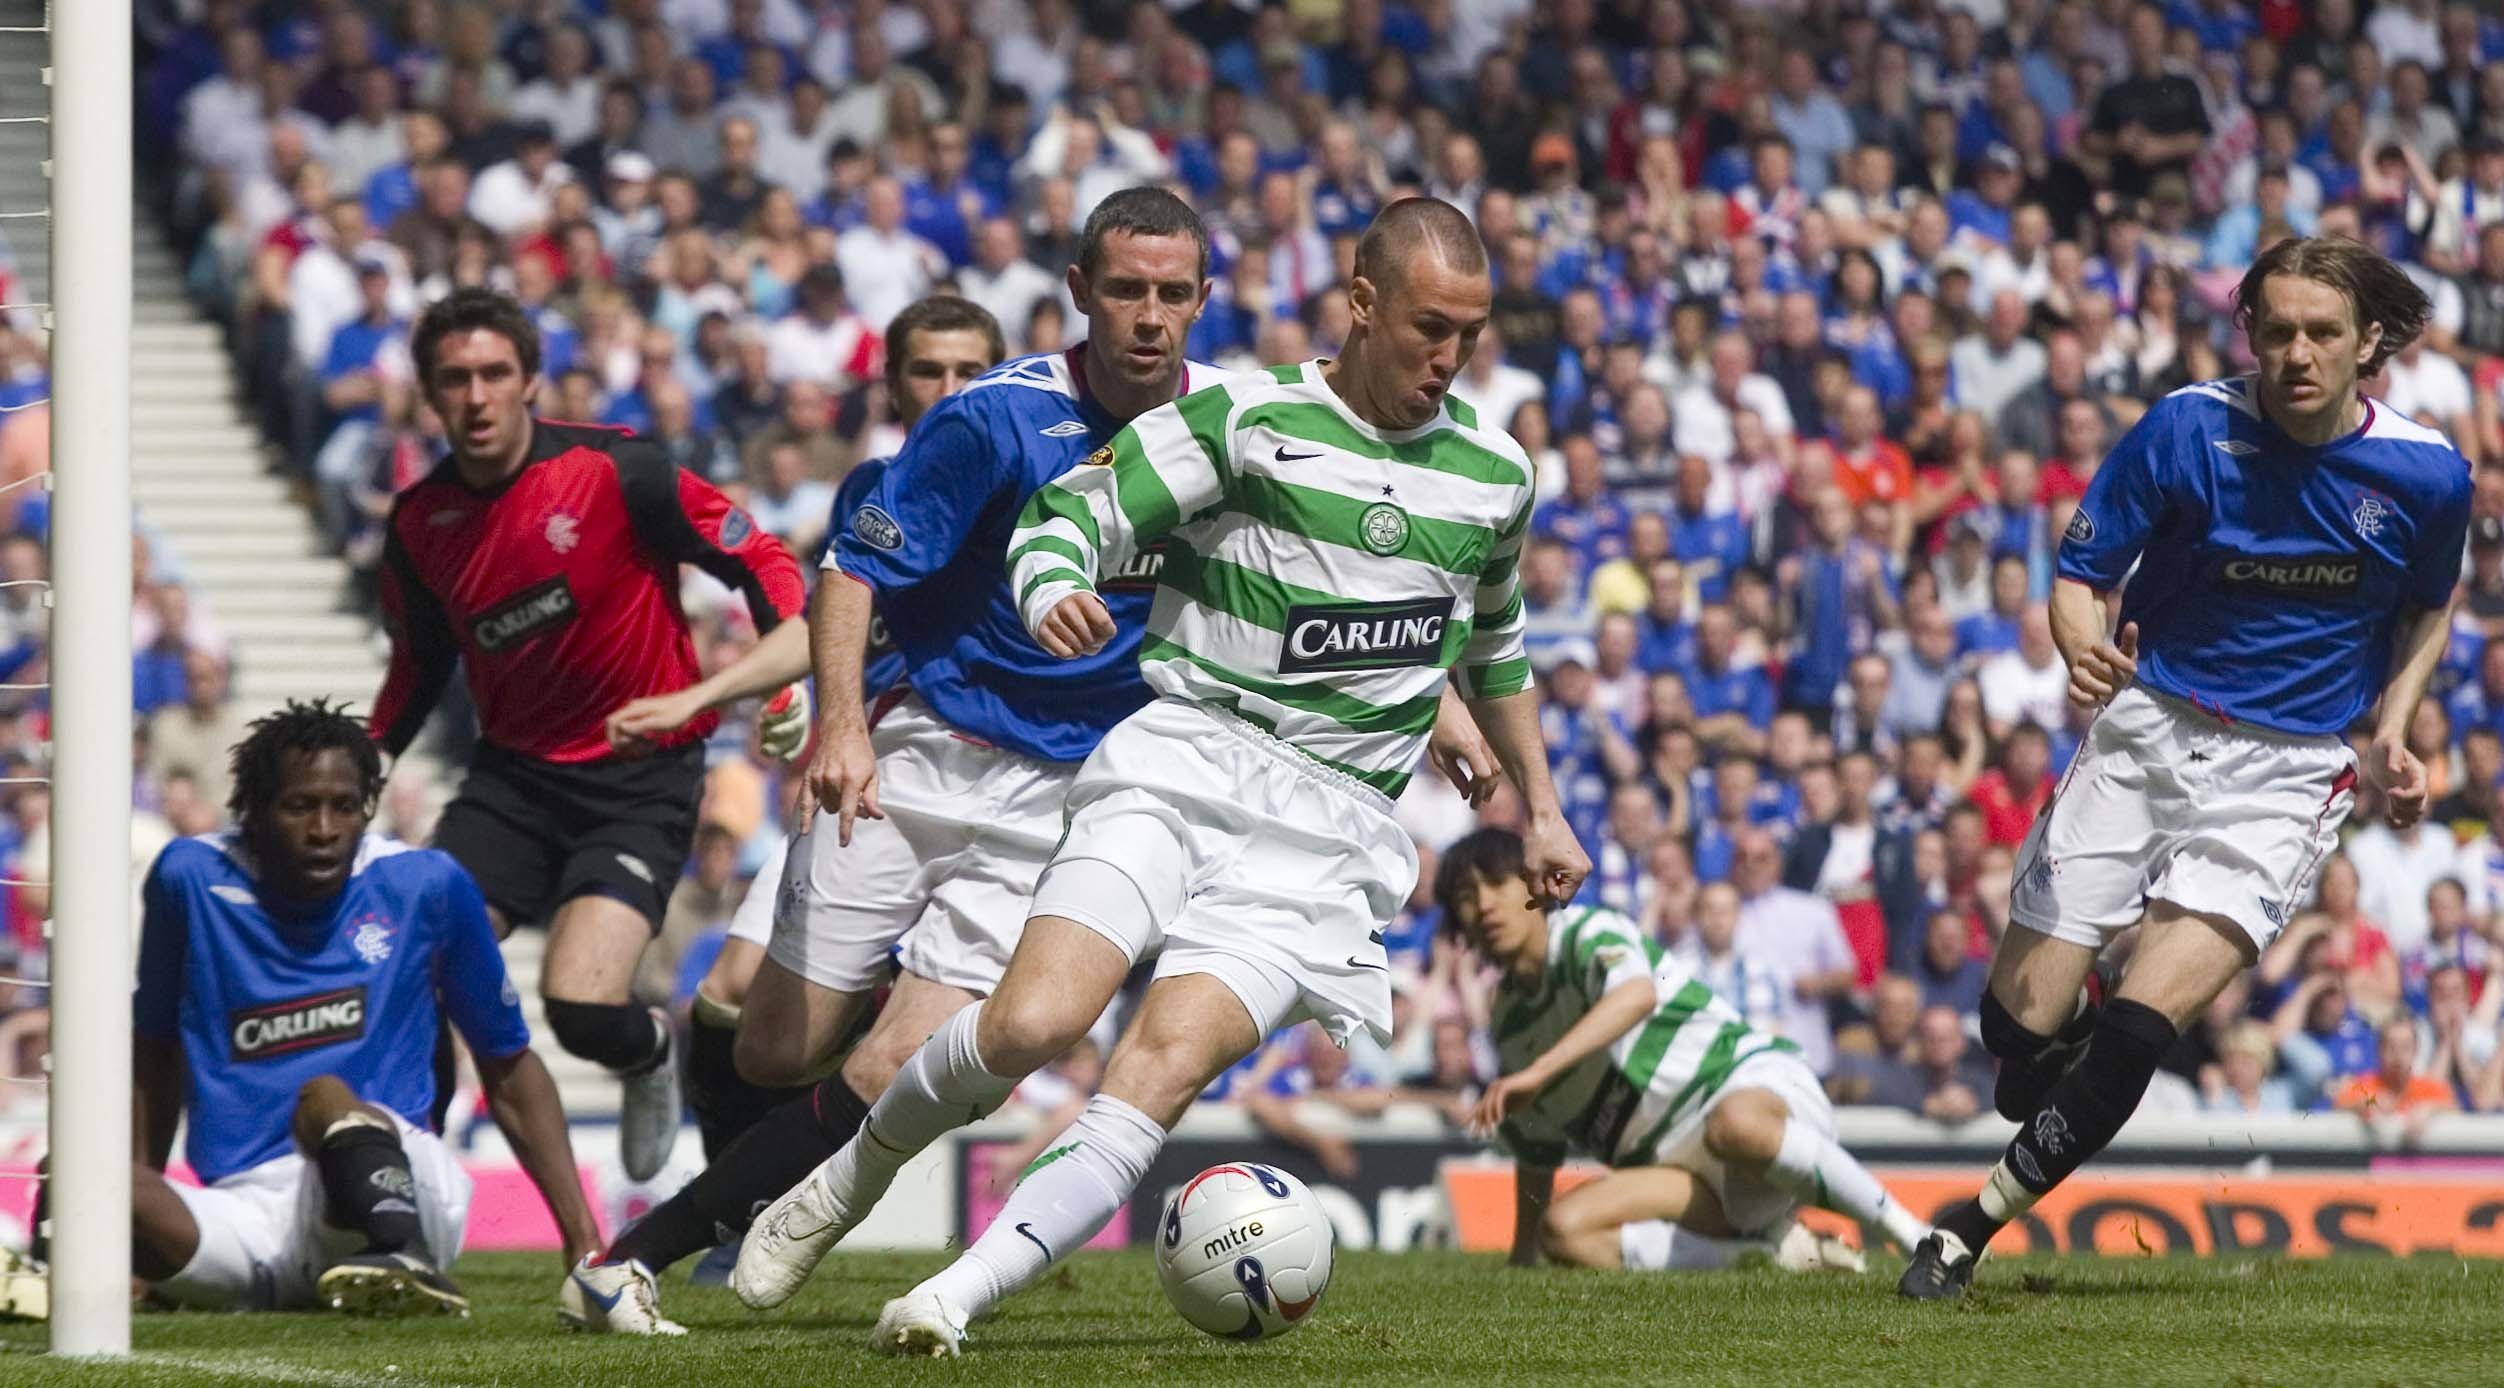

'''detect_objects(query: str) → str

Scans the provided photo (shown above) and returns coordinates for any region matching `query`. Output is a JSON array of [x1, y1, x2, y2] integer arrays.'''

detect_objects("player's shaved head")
[[1353, 196, 1488, 297]]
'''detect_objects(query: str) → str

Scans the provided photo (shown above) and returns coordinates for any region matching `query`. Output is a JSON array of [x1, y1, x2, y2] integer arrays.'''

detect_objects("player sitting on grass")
[[1440, 828, 1932, 1273], [118, 700, 599, 1317]]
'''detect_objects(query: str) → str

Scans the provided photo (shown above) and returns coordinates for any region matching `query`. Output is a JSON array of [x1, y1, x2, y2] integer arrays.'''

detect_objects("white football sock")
[[1619, 1219, 1764, 1270], [918, 1093, 1166, 1319], [1764, 1117, 1930, 1253], [819, 1004, 1018, 1211]]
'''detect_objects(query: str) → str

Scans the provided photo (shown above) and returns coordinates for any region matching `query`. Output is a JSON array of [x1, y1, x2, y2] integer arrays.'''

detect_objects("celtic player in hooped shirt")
[[1437, 829, 1931, 1273], [733, 198, 1588, 1357], [1900, 236, 2474, 1299]]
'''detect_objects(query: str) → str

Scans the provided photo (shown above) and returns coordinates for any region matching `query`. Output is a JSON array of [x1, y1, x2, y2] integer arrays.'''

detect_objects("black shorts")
[[432, 742, 704, 932]]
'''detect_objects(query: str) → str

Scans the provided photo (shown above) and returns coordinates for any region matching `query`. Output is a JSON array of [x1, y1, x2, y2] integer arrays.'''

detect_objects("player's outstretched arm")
[[1469, 978, 1653, 1139], [1509, 1163, 1556, 1267], [131, 1034, 183, 1170], [1463, 688, 1591, 903], [605, 617, 812, 753], [2367, 600, 2459, 828], [805, 574, 883, 842], [475, 1046, 602, 1267]]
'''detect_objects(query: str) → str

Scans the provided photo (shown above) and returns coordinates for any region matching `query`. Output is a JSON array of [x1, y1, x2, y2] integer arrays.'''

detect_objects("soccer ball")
[[1153, 1162, 1334, 1340]]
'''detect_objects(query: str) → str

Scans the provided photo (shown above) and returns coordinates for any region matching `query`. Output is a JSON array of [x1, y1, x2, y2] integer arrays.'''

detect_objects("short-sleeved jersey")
[[133, 834, 530, 1184], [829, 348, 1228, 762], [1008, 360, 1535, 799], [2058, 379, 2473, 736], [1491, 906, 1798, 1169], [820, 456, 905, 699], [371, 420, 807, 762]]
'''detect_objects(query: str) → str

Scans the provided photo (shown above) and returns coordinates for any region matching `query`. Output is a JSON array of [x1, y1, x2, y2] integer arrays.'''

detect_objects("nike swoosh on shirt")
[[1346, 956, 1389, 972], [1275, 446, 1323, 462]]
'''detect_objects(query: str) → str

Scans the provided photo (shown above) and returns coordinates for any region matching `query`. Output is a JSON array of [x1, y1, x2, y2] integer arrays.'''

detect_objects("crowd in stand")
[[116, 0, 2504, 1150]]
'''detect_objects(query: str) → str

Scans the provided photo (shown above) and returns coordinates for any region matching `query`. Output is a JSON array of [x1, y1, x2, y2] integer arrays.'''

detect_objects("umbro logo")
[[2213, 439, 2259, 456], [1276, 446, 1323, 462], [1040, 420, 1088, 437], [211, 884, 258, 907]]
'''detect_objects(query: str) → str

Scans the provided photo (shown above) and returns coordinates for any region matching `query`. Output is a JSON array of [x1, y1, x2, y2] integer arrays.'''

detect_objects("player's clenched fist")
[[2068, 621, 2139, 709], [1522, 812, 1592, 906], [1036, 592, 1117, 658], [2366, 733, 2428, 829], [807, 717, 883, 846]]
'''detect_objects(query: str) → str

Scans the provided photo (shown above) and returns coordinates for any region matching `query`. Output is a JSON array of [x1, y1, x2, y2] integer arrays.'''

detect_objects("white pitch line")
[[130, 1351, 471, 1388]]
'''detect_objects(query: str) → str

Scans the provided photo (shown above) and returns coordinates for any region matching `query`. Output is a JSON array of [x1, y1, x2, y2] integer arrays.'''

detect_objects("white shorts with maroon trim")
[[765, 693, 1071, 996], [2010, 685, 2357, 955]]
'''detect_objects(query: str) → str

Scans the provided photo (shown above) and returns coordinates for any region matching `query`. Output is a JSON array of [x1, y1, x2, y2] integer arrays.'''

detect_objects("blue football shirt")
[[830, 347, 1228, 762], [2057, 378, 2472, 737], [133, 833, 530, 1184]]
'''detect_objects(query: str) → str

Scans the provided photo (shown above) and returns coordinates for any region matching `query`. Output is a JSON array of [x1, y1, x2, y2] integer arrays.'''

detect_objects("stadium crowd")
[[101, 0, 2504, 1151]]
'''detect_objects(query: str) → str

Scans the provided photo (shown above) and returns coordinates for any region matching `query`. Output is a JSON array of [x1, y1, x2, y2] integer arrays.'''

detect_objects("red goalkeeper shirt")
[[370, 419, 806, 763]]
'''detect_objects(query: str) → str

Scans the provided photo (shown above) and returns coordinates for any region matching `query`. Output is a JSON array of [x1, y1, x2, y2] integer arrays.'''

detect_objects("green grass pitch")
[[3, 1250, 2500, 1386]]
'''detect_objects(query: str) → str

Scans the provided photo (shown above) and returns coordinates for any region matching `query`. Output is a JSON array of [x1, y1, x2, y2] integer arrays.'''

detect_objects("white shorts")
[[1649, 1048, 1835, 1238], [766, 694, 1072, 996], [725, 832, 785, 949], [157, 1112, 470, 1311], [1031, 697, 1417, 1048], [2011, 685, 2356, 955]]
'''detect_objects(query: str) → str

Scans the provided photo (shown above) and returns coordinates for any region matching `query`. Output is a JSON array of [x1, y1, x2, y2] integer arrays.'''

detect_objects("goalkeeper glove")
[[758, 682, 812, 762]]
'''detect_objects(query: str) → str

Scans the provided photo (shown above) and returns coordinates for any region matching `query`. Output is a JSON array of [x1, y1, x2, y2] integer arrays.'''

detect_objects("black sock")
[[543, 999, 667, 1073], [1981, 989, 2100, 1121], [606, 1076, 872, 1273], [1947, 998, 2179, 1252], [685, 1010, 808, 1162], [315, 1121, 422, 1255]]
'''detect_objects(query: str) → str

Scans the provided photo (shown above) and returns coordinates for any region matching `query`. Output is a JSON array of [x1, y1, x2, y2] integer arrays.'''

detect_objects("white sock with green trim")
[[1766, 1118, 1930, 1252], [919, 1093, 1167, 1319]]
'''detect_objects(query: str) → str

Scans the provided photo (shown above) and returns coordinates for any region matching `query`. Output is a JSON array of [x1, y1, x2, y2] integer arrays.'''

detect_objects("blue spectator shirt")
[[2057, 378, 2473, 736], [1955, 609, 2021, 661], [1667, 506, 1751, 603], [1532, 492, 1630, 568], [319, 317, 403, 427], [133, 834, 529, 1184], [903, 175, 994, 269], [830, 348, 1227, 761], [1681, 658, 1777, 729], [1636, 614, 1696, 675]]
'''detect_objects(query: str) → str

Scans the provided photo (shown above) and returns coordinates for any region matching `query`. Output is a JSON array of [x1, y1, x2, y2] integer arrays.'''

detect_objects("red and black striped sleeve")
[[369, 503, 462, 758], [611, 436, 807, 632]]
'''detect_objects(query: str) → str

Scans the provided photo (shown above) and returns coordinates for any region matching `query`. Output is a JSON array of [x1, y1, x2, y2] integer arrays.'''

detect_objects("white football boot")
[[731, 1166, 858, 1308], [559, 1255, 687, 1335], [1772, 1219, 1869, 1274], [870, 1287, 969, 1358]]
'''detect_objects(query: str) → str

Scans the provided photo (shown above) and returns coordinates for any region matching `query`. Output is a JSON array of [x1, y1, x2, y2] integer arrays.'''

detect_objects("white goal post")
[[47, 0, 133, 1359]]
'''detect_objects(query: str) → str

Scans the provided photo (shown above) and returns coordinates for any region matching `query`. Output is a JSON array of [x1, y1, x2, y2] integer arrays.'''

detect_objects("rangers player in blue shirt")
[[1901, 237, 2473, 1297], [125, 701, 597, 1316]]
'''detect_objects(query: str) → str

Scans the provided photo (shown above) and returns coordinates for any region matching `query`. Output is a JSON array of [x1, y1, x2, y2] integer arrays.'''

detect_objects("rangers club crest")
[[349, 915, 395, 965], [2352, 492, 2391, 539], [544, 510, 581, 554]]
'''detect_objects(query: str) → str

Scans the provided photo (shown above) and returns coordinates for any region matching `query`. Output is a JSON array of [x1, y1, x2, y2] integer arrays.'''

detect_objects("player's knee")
[[1980, 989, 2053, 1062], [1536, 1208, 1596, 1267], [839, 1023, 918, 1098], [732, 1022, 813, 1089], [975, 991, 1090, 1078], [542, 997, 660, 1071], [1702, 1096, 1785, 1167]]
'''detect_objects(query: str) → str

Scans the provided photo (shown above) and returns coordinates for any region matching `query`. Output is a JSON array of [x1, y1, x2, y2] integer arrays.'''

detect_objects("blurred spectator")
[[2200, 1020, 2299, 1115], [1908, 907, 1989, 1021], [2332, 1014, 2458, 1120], [142, 649, 249, 816], [1671, 882, 1786, 1035], [1732, 827, 1855, 1076], [1897, 1004, 1998, 1122]]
